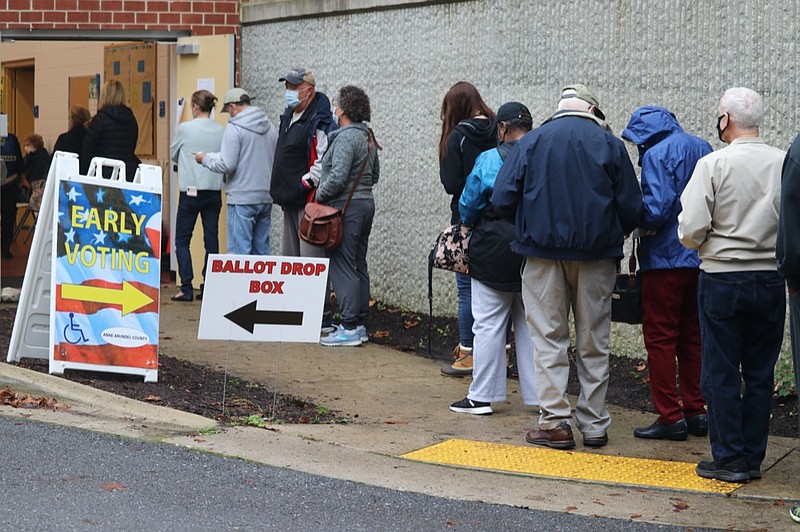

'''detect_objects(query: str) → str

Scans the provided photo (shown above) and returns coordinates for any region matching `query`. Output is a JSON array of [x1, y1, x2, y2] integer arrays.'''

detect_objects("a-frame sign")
[[7, 152, 163, 382]]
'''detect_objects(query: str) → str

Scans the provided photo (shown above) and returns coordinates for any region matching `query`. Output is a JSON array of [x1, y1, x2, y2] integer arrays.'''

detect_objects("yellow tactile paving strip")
[[401, 439, 742, 494]]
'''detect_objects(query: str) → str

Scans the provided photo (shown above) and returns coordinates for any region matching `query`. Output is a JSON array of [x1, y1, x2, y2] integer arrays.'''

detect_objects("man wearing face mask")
[[271, 67, 337, 332], [678, 87, 785, 483]]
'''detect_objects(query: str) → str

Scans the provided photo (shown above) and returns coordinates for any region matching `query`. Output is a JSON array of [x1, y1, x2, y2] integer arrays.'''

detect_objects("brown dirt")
[[1, 303, 797, 436]]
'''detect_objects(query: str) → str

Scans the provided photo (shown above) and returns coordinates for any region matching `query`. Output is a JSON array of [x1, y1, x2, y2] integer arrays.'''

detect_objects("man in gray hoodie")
[[195, 88, 278, 255]]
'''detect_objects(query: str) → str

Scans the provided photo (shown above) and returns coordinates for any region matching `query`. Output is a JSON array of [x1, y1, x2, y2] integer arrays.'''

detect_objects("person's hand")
[[194, 152, 205, 164], [19, 177, 31, 190]]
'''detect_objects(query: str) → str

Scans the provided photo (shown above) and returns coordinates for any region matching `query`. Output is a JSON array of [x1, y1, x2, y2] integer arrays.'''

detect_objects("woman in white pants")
[[450, 102, 538, 414]]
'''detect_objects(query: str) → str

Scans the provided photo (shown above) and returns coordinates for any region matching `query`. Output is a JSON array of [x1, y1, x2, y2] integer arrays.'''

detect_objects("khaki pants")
[[521, 257, 615, 438]]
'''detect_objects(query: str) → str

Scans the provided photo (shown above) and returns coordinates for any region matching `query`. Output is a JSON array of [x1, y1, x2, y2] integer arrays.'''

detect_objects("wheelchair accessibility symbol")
[[63, 312, 89, 345]]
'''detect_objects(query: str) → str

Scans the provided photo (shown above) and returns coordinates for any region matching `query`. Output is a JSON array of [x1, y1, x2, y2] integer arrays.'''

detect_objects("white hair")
[[719, 87, 764, 129], [557, 98, 591, 112]]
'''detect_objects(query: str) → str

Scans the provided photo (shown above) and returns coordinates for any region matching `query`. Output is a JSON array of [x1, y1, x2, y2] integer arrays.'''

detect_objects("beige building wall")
[[1, 41, 172, 168], [2, 41, 107, 149]]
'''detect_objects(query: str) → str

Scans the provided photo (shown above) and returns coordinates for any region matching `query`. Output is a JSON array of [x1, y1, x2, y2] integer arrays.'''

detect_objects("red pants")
[[641, 268, 705, 424]]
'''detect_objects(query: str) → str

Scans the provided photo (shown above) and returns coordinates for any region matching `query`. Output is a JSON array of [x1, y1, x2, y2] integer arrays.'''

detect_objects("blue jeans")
[[698, 271, 785, 469], [227, 203, 272, 255], [456, 272, 474, 348], [174, 190, 221, 293]]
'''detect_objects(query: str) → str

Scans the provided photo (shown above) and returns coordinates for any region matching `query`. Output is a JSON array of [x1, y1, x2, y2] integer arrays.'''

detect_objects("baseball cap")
[[561, 83, 606, 120], [496, 101, 532, 123], [279, 67, 316, 87], [221, 88, 252, 113]]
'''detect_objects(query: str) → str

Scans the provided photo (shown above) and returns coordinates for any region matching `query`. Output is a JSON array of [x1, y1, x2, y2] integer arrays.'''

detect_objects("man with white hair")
[[492, 84, 642, 449], [679, 87, 785, 483]]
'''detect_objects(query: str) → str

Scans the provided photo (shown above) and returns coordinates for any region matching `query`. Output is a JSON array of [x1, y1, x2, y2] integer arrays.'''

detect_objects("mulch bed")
[[1, 302, 797, 435]]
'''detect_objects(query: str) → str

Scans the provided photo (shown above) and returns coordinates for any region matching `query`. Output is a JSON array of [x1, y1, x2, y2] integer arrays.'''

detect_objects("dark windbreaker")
[[492, 111, 642, 261]]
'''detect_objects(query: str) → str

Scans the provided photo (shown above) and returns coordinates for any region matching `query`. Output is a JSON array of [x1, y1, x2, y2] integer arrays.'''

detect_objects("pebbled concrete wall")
[[242, 0, 800, 357]]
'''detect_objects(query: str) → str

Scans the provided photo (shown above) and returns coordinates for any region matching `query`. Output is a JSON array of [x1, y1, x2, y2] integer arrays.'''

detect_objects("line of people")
[[439, 82, 792, 484], [175, 68, 380, 347]]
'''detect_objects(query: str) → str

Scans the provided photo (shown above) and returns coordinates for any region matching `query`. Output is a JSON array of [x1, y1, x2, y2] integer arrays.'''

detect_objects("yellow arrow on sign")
[[61, 281, 154, 316]]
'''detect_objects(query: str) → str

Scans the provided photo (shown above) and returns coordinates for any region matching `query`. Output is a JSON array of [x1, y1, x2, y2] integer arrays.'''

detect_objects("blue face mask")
[[285, 90, 301, 109]]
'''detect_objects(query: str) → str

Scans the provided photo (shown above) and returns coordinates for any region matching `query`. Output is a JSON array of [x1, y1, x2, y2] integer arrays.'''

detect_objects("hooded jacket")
[[271, 92, 336, 207], [492, 111, 642, 261], [622, 106, 712, 272], [201, 105, 278, 205], [81, 105, 142, 181], [440, 118, 497, 224]]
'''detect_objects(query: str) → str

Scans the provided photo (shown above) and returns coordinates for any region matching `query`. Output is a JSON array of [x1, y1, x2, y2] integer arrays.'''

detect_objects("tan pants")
[[521, 257, 615, 438]]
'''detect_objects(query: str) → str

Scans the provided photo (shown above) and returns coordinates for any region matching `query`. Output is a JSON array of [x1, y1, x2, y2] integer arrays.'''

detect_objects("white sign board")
[[198, 254, 329, 343]]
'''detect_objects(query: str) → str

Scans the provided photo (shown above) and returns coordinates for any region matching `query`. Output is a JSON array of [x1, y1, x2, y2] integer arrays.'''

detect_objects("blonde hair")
[[98, 80, 126, 110]]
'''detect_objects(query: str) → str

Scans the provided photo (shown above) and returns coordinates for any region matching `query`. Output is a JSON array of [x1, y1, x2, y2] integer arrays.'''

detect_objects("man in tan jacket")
[[678, 87, 785, 483]]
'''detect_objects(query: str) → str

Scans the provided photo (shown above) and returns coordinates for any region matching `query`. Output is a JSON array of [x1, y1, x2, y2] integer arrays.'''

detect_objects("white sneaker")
[[356, 325, 368, 343]]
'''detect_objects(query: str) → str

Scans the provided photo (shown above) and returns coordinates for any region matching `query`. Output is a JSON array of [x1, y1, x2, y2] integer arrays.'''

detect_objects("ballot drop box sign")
[[198, 255, 329, 343], [52, 177, 161, 378]]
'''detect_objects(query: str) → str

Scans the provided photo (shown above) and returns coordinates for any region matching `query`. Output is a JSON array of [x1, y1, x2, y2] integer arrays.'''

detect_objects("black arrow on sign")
[[224, 301, 304, 333]]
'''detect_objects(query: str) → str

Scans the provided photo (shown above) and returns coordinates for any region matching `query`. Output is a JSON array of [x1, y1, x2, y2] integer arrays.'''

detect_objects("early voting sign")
[[198, 255, 329, 343], [51, 157, 162, 381]]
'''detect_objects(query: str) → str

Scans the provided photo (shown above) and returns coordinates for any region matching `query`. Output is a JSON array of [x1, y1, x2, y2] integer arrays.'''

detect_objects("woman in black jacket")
[[81, 80, 141, 181], [54, 105, 91, 155], [20, 133, 51, 212], [438, 81, 496, 377]]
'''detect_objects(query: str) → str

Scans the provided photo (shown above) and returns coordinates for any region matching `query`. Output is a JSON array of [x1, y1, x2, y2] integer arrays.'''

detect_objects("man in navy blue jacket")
[[492, 84, 642, 450]]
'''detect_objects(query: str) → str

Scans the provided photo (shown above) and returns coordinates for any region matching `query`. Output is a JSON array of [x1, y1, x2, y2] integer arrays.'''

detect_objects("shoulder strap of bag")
[[341, 131, 374, 215], [628, 238, 638, 274]]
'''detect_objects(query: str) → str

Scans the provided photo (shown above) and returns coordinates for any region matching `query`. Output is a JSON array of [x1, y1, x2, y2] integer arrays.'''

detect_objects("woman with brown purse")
[[316, 86, 380, 347]]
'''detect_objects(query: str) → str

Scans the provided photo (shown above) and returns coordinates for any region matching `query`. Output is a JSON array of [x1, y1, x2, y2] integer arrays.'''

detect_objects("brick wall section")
[[0, 0, 241, 81], [0, 0, 239, 38]]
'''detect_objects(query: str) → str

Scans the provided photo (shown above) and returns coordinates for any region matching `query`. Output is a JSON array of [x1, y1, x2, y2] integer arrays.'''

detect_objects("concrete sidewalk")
[[2, 297, 798, 530]]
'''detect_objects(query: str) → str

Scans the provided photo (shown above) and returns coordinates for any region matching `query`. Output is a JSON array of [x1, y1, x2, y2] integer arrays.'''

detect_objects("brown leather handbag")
[[300, 136, 373, 250]]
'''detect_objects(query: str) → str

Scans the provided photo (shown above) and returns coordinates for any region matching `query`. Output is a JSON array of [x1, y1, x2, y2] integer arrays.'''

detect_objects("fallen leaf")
[[446, 522, 458, 526], [672, 500, 690, 511], [630, 514, 642, 519], [144, 395, 162, 402], [403, 320, 420, 329], [384, 419, 409, 425], [373, 330, 391, 338], [772, 500, 786, 506], [635, 361, 647, 372], [100, 483, 126, 491], [299, 416, 311, 424], [566, 506, 578, 512]]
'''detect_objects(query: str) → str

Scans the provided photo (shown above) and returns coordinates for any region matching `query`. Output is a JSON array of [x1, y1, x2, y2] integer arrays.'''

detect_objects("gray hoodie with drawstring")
[[201, 105, 278, 205]]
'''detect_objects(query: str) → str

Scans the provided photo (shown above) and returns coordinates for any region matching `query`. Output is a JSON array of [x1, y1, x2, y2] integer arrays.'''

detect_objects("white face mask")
[[24, 146, 33, 154]]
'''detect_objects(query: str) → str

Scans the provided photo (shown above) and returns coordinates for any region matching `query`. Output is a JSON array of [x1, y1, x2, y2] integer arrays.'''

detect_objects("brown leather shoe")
[[441, 353, 473, 376], [525, 422, 576, 449]]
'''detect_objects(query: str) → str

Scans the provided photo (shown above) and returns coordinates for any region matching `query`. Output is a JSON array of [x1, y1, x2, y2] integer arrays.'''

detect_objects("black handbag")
[[611, 239, 642, 324]]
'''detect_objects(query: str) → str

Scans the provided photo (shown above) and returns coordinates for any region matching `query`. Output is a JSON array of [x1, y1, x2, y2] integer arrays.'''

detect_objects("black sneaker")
[[450, 397, 492, 415], [695, 458, 750, 483]]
